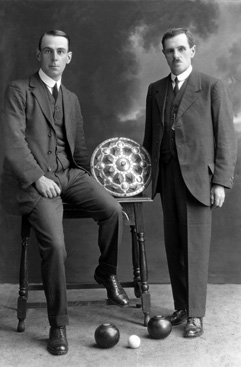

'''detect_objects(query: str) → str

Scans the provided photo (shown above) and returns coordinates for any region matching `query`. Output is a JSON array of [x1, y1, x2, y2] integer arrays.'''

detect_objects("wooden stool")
[[17, 196, 152, 332]]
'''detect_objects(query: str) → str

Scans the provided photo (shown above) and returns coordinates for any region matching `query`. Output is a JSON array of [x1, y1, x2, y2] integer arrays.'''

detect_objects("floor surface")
[[0, 283, 240, 367]]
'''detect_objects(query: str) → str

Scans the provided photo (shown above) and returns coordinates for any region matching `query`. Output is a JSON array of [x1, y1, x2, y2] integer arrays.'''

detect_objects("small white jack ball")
[[128, 335, 141, 349]]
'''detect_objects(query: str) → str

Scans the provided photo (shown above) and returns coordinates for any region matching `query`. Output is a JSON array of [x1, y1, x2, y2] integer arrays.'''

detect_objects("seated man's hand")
[[34, 176, 61, 198]]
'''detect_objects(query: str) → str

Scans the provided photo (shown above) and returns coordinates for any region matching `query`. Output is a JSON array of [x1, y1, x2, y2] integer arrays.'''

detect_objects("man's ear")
[[191, 45, 196, 58], [36, 49, 41, 62], [66, 51, 72, 64]]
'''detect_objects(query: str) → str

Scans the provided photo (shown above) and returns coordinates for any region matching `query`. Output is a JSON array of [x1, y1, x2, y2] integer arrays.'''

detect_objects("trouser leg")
[[60, 169, 123, 275], [185, 192, 212, 317], [160, 158, 212, 317], [160, 159, 187, 311], [28, 196, 68, 327], [28, 168, 123, 326]]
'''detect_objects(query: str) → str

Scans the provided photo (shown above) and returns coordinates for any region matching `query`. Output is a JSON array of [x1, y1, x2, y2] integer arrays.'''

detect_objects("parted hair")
[[38, 30, 71, 51]]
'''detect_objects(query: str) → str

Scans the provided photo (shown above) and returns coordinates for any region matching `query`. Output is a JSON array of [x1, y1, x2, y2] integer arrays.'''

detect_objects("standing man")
[[1, 30, 129, 355], [143, 28, 236, 338]]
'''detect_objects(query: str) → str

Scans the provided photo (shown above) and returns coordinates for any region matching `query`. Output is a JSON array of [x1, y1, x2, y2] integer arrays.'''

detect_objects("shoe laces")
[[188, 317, 201, 326], [109, 275, 122, 293], [52, 326, 66, 339], [110, 275, 121, 289]]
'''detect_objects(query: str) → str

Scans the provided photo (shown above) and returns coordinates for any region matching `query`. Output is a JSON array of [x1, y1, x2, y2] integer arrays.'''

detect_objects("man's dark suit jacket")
[[143, 70, 236, 206], [1, 73, 90, 215]]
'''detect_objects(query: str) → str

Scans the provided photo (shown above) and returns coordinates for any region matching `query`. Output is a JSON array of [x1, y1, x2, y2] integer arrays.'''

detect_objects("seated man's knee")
[[109, 198, 122, 216], [101, 197, 123, 222]]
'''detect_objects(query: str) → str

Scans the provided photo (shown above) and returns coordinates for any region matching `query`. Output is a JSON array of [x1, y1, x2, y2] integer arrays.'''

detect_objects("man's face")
[[36, 35, 72, 81], [162, 33, 195, 75]]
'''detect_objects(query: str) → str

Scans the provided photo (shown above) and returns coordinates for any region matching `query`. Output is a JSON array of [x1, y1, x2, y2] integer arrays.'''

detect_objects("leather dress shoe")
[[165, 309, 187, 325], [94, 270, 129, 307], [47, 326, 68, 355], [184, 317, 203, 338]]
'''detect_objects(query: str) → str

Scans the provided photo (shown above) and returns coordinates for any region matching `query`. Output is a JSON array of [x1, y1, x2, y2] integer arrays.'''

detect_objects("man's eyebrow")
[[42, 47, 67, 51], [165, 45, 187, 51]]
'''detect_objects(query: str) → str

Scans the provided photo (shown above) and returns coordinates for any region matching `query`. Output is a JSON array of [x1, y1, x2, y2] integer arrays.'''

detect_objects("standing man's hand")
[[34, 176, 61, 198], [210, 185, 225, 208]]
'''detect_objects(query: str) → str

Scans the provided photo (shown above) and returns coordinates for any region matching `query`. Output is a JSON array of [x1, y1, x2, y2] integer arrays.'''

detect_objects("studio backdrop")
[[0, 0, 240, 284]]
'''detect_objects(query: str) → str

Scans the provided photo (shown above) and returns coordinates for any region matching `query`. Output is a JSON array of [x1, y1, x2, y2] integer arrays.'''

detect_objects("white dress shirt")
[[38, 69, 61, 94], [171, 65, 192, 90]]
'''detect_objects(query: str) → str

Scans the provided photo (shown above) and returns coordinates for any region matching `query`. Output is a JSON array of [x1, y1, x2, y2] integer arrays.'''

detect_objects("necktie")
[[174, 77, 179, 96], [53, 83, 58, 102]]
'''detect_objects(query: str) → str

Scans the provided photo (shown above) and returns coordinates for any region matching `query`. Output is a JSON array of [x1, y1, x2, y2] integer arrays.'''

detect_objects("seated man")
[[1, 29, 129, 356]]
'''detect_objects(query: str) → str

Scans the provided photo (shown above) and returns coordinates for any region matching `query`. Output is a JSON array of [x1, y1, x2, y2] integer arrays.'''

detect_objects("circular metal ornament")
[[90, 137, 151, 197]]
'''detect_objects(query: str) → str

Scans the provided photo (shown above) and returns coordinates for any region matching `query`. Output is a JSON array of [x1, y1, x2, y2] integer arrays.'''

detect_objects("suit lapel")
[[176, 70, 201, 122], [155, 76, 169, 125], [62, 84, 74, 149], [61, 84, 71, 130], [30, 73, 55, 129]]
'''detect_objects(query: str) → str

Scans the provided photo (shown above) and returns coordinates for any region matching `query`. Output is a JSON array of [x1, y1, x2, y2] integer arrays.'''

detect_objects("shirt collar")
[[171, 65, 192, 82], [38, 69, 61, 90]]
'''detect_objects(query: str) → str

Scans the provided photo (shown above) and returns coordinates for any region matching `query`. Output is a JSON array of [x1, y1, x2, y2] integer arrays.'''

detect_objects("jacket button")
[[48, 133, 52, 137], [47, 167, 52, 172], [48, 150, 52, 154]]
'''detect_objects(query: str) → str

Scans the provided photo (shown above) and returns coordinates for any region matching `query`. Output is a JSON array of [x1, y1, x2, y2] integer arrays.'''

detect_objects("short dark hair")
[[38, 30, 71, 51], [162, 28, 195, 49]]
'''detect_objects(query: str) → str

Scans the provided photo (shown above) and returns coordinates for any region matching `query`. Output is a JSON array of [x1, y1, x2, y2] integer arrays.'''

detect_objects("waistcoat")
[[160, 77, 188, 164], [47, 87, 71, 172]]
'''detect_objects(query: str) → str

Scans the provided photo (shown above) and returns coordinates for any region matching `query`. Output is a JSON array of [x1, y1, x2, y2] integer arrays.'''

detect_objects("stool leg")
[[17, 233, 29, 332], [130, 225, 142, 298]]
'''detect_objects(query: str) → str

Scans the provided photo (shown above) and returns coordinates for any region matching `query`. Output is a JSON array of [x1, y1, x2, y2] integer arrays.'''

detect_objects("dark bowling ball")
[[94, 323, 120, 348], [147, 315, 172, 339]]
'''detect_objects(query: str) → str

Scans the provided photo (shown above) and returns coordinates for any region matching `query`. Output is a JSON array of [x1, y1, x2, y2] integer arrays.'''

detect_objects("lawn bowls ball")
[[94, 323, 120, 348], [147, 316, 172, 339]]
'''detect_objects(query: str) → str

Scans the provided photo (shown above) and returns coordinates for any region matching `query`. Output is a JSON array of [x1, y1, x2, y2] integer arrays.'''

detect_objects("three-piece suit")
[[143, 69, 236, 316], [1, 72, 122, 326]]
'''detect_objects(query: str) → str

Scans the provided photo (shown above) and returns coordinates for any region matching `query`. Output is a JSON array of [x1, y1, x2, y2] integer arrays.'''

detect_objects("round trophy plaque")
[[90, 137, 151, 197]]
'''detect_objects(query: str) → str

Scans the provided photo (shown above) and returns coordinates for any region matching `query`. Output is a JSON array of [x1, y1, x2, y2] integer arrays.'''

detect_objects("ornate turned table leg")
[[137, 231, 151, 326], [130, 225, 141, 298], [133, 202, 151, 326], [117, 198, 152, 325]]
